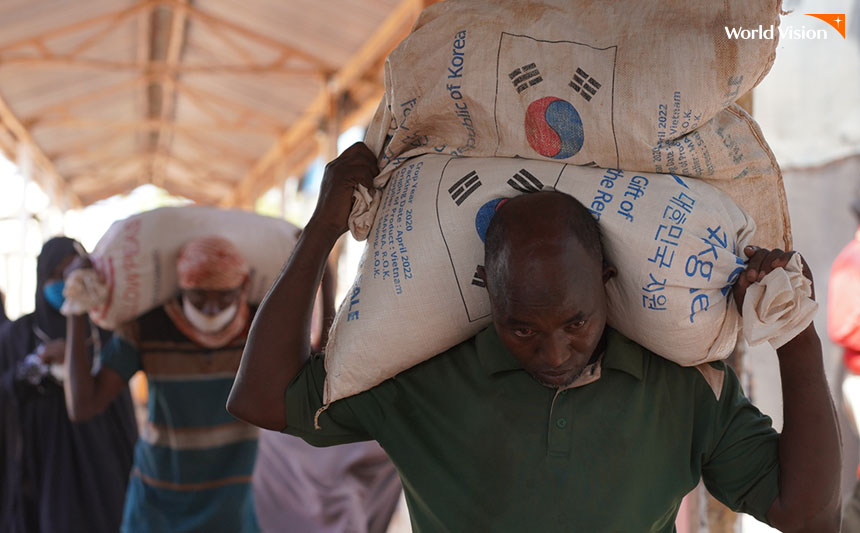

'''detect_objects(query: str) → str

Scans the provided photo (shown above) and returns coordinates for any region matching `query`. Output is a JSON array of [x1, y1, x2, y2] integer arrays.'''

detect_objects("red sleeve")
[[828, 237, 860, 351]]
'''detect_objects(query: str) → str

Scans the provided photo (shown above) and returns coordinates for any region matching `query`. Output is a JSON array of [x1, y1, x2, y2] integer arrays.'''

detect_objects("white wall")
[[754, 0, 860, 168]]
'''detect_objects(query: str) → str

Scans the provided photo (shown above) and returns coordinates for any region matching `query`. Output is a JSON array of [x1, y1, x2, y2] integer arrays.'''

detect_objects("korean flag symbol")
[[525, 97, 584, 159], [495, 33, 618, 167], [475, 198, 506, 242]]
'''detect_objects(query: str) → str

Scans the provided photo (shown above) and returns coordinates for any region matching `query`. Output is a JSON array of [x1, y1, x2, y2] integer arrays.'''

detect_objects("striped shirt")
[[102, 306, 259, 533]]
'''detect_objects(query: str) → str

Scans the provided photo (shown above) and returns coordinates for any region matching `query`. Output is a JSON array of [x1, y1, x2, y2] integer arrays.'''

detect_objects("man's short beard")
[[531, 366, 586, 389]]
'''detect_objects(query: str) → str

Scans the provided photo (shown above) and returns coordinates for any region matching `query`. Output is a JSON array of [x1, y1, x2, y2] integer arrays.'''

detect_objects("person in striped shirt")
[[64, 236, 260, 532]]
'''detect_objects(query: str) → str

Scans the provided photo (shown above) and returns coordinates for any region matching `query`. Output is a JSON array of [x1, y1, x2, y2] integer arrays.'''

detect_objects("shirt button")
[[556, 418, 567, 429]]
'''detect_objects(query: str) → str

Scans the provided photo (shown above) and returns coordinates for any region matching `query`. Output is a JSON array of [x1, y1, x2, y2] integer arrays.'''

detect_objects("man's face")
[[180, 285, 243, 316], [488, 239, 611, 388]]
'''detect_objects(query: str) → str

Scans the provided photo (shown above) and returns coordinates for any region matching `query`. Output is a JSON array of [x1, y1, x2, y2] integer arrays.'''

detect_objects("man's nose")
[[541, 330, 571, 369]]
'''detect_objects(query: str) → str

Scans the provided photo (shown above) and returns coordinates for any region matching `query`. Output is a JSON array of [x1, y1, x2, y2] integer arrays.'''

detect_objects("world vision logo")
[[805, 14, 846, 38], [724, 14, 846, 40]]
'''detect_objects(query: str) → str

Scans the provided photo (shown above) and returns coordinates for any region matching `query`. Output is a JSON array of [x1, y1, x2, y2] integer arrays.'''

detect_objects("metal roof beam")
[[29, 117, 281, 136], [161, 0, 330, 70], [223, 0, 428, 207], [172, 81, 288, 132], [150, 0, 189, 186], [0, 2, 156, 55], [21, 76, 146, 126], [0, 56, 324, 77]]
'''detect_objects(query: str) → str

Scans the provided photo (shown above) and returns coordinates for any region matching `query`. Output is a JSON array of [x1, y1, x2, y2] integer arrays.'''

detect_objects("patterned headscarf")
[[165, 236, 250, 348], [176, 236, 249, 290]]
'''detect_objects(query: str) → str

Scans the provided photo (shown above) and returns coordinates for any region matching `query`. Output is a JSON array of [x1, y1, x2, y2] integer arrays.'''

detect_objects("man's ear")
[[476, 265, 487, 286], [602, 263, 617, 283]]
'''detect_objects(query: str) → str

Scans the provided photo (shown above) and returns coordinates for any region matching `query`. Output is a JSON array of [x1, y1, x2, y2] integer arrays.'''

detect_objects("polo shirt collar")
[[602, 328, 645, 381], [475, 324, 645, 381]]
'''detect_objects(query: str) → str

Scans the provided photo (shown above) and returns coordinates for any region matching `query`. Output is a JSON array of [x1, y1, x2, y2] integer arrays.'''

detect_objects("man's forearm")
[[319, 260, 337, 349], [64, 314, 98, 421], [767, 324, 841, 530], [228, 219, 340, 430]]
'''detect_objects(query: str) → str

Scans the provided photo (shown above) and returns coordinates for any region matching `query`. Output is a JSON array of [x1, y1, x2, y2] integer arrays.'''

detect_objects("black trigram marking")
[[509, 63, 543, 94], [471, 266, 486, 288], [568, 67, 602, 101], [507, 169, 544, 193], [448, 171, 482, 206]]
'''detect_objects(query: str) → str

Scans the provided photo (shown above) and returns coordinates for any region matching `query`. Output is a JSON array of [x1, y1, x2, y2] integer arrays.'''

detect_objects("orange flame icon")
[[805, 14, 846, 38]]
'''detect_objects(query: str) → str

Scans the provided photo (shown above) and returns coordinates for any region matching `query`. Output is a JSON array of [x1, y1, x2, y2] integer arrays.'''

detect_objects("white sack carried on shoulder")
[[327, 154, 765, 404], [742, 253, 817, 349], [356, 0, 792, 249], [62, 206, 299, 330]]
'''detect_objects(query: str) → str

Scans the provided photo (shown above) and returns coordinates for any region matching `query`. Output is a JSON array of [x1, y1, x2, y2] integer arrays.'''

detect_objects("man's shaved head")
[[482, 190, 615, 388], [484, 191, 604, 294]]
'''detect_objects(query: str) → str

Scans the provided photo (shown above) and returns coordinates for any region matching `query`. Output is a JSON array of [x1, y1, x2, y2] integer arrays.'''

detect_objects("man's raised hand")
[[732, 246, 815, 314], [309, 142, 378, 241]]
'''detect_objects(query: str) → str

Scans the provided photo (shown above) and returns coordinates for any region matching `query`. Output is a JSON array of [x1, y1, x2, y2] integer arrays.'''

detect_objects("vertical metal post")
[[325, 83, 344, 293], [15, 143, 32, 318]]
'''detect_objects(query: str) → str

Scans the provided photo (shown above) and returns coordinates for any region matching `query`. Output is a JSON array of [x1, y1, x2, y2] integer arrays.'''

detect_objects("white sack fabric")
[[741, 253, 817, 349], [326, 155, 811, 405], [354, 0, 792, 250], [62, 206, 300, 330]]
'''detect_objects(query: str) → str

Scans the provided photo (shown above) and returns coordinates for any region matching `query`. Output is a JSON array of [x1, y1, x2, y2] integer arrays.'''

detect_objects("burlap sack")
[[62, 206, 299, 330], [355, 0, 791, 249], [325, 155, 811, 405]]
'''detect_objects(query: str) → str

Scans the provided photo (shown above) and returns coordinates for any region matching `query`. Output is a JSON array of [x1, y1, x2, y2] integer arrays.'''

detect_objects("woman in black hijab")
[[0, 290, 8, 327], [0, 237, 137, 533]]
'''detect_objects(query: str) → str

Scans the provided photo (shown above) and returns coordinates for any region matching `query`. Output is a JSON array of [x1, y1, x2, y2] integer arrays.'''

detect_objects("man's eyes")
[[513, 328, 536, 338], [511, 320, 586, 338]]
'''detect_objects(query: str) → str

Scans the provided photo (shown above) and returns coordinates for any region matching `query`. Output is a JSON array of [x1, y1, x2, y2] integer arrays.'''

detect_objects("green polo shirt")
[[283, 327, 780, 532]]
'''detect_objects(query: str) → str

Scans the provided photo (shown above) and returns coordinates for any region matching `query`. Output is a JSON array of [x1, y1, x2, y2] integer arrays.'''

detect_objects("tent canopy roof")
[[0, 0, 433, 208]]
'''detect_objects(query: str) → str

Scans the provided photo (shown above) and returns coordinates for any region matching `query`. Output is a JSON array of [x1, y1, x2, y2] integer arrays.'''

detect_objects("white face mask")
[[182, 298, 239, 333]]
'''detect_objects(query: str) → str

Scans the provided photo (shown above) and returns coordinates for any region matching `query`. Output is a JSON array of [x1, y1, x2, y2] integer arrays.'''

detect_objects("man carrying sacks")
[[230, 143, 841, 531], [65, 236, 261, 532]]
